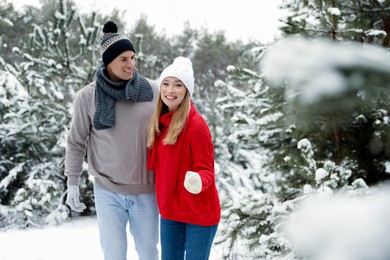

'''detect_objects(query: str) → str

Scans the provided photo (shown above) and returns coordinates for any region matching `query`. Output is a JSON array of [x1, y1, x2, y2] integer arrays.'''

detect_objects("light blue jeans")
[[94, 185, 159, 260]]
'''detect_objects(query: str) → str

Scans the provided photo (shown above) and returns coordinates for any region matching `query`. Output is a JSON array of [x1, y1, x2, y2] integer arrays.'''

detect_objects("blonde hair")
[[147, 91, 191, 147]]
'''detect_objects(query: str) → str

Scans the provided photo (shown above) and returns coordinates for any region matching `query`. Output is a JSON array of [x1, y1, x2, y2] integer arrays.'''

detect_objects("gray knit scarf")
[[94, 64, 154, 130]]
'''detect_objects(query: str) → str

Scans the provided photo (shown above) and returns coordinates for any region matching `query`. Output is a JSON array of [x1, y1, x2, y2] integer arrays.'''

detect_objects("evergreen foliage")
[[279, 0, 390, 46], [0, 0, 103, 226], [213, 22, 390, 260]]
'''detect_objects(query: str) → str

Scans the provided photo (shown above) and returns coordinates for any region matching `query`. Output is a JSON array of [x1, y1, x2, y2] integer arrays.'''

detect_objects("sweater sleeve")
[[64, 87, 92, 186], [188, 115, 215, 192]]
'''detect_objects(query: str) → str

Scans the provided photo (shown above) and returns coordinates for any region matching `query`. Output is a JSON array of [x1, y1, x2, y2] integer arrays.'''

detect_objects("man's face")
[[107, 50, 136, 82]]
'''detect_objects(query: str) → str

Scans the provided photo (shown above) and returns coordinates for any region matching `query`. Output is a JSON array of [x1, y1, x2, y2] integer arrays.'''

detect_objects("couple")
[[64, 21, 221, 260]]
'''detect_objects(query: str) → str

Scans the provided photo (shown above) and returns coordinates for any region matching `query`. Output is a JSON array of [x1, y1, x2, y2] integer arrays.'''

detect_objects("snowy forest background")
[[1, 0, 390, 259]]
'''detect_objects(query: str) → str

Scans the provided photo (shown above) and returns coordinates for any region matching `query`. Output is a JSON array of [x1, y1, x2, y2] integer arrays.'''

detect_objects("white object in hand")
[[184, 171, 202, 194]]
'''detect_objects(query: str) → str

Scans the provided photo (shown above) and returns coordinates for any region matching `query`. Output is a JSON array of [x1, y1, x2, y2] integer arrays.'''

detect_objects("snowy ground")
[[0, 216, 223, 260]]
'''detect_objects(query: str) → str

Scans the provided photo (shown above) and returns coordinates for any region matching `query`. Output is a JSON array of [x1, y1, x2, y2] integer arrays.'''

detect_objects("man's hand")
[[66, 185, 86, 212]]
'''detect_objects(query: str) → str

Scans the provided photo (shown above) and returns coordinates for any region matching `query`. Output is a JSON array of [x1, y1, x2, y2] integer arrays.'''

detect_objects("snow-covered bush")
[[214, 37, 390, 259], [0, 0, 100, 228]]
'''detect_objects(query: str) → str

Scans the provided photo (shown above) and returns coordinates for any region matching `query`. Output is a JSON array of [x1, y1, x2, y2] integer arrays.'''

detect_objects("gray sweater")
[[65, 80, 159, 194]]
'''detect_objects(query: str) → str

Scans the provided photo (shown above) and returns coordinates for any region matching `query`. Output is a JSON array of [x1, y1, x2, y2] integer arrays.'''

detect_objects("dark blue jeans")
[[160, 218, 218, 260]]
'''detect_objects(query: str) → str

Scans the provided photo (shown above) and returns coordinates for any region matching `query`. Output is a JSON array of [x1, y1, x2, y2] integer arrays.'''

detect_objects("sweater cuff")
[[66, 174, 80, 186]]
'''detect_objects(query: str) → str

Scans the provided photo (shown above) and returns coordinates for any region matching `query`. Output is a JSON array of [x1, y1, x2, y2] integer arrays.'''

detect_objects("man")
[[64, 20, 159, 260]]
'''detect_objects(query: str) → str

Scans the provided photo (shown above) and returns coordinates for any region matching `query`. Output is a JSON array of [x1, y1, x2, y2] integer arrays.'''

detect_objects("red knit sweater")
[[148, 104, 221, 226]]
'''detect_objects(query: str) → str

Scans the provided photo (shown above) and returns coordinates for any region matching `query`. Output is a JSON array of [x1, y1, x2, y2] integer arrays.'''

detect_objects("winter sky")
[[11, 0, 284, 43]]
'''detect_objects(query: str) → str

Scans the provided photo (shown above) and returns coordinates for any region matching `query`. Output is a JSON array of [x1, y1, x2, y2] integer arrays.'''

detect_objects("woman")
[[147, 57, 221, 260]]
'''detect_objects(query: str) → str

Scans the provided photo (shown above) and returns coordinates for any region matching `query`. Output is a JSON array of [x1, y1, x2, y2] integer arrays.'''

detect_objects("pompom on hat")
[[159, 57, 195, 97], [100, 21, 136, 66]]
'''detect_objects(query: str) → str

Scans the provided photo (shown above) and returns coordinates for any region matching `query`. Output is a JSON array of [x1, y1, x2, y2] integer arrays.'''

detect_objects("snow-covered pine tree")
[[0, 71, 31, 228], [259, 36, 390, 259], [0, 0, 101, 228], [0, 1, 42, 64], [260, 37, 390, 186], [212, 47, 294, 258], [279, 0, 389, 47], [214, 5, 390, 257]]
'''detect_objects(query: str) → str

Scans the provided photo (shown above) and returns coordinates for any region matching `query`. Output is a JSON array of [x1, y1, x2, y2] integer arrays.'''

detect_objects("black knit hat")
[[100, 21, 136, 66]]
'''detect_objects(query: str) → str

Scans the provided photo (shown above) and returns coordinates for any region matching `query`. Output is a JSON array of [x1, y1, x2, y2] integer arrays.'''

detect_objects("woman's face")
[[160, 76, 188, 111], [106, 50, 136, 82]]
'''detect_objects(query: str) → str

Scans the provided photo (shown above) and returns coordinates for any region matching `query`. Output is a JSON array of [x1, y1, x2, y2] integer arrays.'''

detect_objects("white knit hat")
[[159, 57, 195, 97]]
